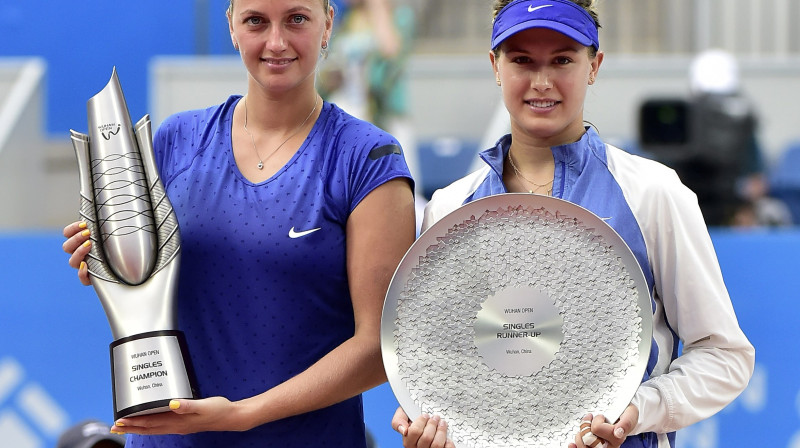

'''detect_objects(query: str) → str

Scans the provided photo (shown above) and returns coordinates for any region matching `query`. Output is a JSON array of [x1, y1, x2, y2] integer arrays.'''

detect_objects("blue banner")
[[0, 231, 796, 447]]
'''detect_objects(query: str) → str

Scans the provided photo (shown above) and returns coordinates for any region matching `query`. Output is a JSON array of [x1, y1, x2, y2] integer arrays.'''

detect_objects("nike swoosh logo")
[[289, 227, 321, 238], [528, 4, 553, 12], [600, 217, 613, 221]]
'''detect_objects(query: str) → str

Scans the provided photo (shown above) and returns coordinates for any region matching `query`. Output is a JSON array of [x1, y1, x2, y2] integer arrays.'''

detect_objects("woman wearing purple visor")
[[390, 1, 754, 448]]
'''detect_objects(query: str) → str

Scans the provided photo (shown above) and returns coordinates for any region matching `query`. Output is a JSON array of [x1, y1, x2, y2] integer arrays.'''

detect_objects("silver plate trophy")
[[382, 194, 652, 448], [70, 68, 198, 420]]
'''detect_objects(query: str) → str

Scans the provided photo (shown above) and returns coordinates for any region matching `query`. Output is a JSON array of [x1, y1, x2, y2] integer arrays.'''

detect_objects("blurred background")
[[0, 0, 798, 447]]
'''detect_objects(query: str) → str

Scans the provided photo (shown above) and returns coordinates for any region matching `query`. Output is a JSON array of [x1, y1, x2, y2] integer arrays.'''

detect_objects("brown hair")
[[490, 0, 600, 56]]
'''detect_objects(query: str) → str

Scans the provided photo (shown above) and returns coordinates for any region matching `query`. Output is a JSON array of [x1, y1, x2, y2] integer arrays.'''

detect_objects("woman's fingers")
[[63, 221, 92, 285], [63, 222, 90, 258], [77, 260, 91, 285]]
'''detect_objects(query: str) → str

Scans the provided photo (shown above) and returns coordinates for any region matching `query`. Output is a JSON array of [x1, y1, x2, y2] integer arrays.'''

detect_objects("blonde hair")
[[227, 0, 331, 16]]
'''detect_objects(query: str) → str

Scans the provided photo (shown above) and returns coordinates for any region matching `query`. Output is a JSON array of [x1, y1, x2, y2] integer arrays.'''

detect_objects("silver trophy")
[[382, 194, 653, 448], [70, 68, 198, 420]]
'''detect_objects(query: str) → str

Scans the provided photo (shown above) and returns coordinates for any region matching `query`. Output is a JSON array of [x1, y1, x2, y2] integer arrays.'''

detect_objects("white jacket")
[[422, 129, 755, 448]]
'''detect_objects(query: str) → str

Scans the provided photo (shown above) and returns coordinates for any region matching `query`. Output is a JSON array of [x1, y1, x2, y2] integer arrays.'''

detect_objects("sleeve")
[[151, 117, 172, 177], [346, 125, 414, 213], [630, 172, 755, 434], [420, 188, 455, 233], [151, 110, 194, 185]]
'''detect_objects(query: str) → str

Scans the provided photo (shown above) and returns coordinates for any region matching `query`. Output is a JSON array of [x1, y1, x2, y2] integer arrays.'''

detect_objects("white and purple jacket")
[[422, 128, 754, 448]]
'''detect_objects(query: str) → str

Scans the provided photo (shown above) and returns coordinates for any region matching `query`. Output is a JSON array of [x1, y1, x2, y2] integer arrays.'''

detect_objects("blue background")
[[0, 0, 355, 137], [0, 0, 233, 136], [1, 230, 797, 447]]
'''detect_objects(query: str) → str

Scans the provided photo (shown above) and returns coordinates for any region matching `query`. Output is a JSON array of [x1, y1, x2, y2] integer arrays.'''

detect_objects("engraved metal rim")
[[381, 193, 653, 447]]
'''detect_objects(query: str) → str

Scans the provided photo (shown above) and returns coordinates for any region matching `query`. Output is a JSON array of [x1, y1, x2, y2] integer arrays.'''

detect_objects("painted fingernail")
[[114, 421, 124, 426], [581, 431, 600, 447], [82, 240, 91, 248], [614, 427, 625, 438], [111, 430, 125, 435], [79, 222, 87, 229], [79, 261, 87, 271], [81, 229, 90, 237], [169, 400, 180, 410]]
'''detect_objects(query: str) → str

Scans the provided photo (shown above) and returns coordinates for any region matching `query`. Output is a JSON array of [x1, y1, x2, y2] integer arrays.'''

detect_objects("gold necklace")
[[242, 95, 319, 170], [507, 149, 553, 195]]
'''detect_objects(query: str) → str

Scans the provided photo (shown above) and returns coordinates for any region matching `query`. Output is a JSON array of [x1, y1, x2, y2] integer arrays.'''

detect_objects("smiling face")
[[228, 0, 333, 95], [491, 27, 603, 147]]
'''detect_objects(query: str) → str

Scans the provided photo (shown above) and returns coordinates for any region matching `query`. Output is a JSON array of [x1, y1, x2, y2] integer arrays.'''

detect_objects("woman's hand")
[[569, 404, 638, 448], [392, 406, 455, 448], [111, 397, 252, 435], [62, 221, 93, 285]]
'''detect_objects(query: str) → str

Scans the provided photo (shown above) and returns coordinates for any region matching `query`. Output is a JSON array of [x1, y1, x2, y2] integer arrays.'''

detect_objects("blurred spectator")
[[321, 0, 420, 189], [731, 175, 794, 228], [57, 420, 126, 448], [640, 49, 790, 227], [688, 49, 764, 226], [689, 50, 793, 228], [322, 0, 414, 128]]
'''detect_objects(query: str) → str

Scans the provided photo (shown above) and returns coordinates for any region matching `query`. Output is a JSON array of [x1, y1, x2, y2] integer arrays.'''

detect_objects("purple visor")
[[491, 0, 599, 50]]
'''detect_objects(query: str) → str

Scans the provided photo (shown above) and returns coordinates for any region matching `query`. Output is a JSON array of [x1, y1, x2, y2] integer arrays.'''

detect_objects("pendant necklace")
[[242, 95, 319, 170], [508, 149, 553, 195]]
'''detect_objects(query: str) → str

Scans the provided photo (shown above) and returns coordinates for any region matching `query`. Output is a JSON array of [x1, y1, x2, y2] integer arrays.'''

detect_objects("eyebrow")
[[238, 5, 313, 17]]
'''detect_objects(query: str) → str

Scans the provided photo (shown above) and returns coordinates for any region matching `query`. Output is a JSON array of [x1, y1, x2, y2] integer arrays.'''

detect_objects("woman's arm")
[[111, 178, 416, 434], [630, 171, 755, 435], [364, 0, 402, 58]]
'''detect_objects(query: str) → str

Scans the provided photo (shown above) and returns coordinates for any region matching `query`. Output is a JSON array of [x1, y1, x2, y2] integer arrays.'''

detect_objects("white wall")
[[150, 56, 248, 127], [585, 55, 800, 167], [2, 54, 799, 231], [0, 59, 49, 228], [0, 59, 80, 231], [152, 54, 800, 168]]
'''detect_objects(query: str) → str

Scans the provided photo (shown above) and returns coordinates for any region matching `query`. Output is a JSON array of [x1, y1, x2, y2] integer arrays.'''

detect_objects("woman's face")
[[229, 0, 333, 94], [491, 27, 603, 147]]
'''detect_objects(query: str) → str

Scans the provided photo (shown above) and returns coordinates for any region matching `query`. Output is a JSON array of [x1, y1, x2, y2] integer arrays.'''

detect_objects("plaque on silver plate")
[[70, 68, 198, 420], [381, 194, 652, 448]]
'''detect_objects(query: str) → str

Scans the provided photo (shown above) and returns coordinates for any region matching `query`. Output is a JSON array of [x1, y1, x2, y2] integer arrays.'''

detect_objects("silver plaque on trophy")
[[382, 194, 652, 448], [70, 68, 198, 420]]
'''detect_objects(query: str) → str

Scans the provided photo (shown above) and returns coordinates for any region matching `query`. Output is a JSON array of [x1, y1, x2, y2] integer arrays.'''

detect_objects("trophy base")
[[110, 330, 198, 420]]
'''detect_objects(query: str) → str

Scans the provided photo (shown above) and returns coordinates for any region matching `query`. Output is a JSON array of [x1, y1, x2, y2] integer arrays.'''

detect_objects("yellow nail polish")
[[79, 222, 87, 229], [111, 430, 125, 435], [81, 229, 90, 237], [115, 421, 125, 427], [80, 261, 86, 271], [82, 240, 92, 248], [169, 400, 180, 410]]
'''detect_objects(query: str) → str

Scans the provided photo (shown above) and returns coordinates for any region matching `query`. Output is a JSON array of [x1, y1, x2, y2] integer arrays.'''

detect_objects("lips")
[[526, 99, 558, 108], [525, 99, 560, 111], [260, 57, 297, 66]]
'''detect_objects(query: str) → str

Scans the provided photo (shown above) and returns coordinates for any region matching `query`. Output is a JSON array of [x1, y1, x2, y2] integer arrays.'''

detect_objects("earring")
[[589, 75, 595, 84], [322, 41, 328, 50], [496, 77, 501, 86], [234, 42, 239, 51]]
